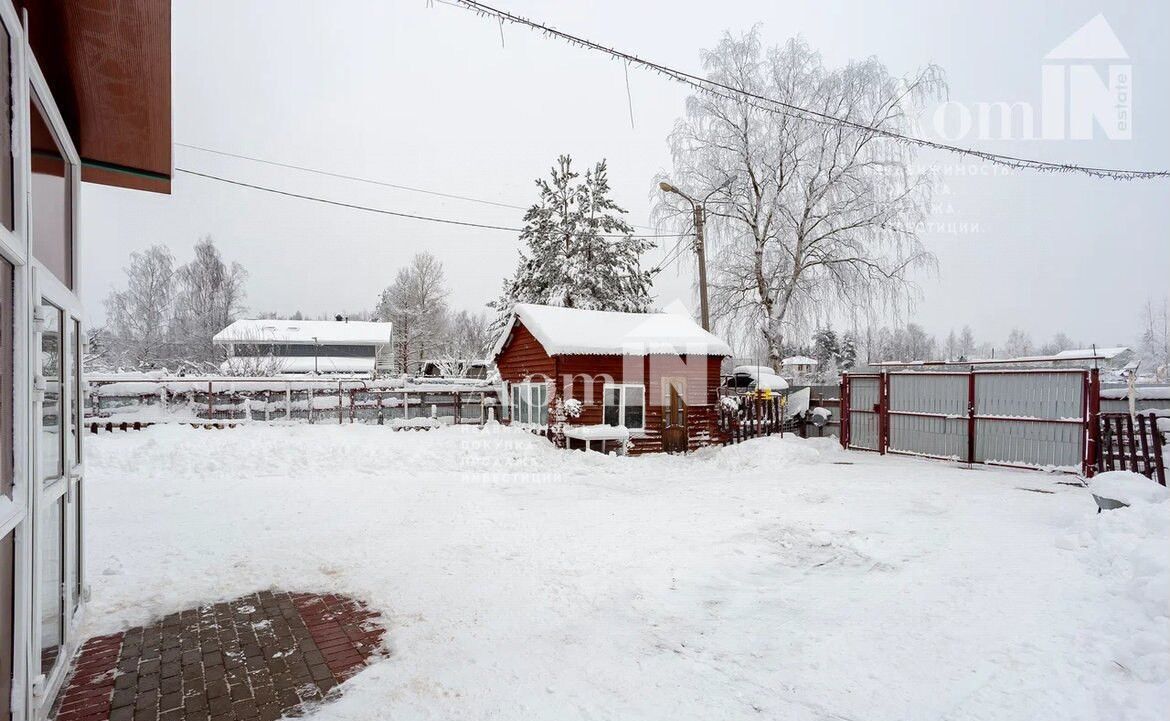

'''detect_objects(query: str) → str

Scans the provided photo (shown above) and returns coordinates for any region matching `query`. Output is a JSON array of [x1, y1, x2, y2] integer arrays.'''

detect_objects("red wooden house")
[[491, 304, 733, 454]]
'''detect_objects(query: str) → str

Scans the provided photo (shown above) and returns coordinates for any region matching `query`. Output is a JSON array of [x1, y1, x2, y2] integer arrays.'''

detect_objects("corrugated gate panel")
[[889, 414, 967, 459], [886, 373, 968, 459], [889, 373, 967, 415], [848, 377, 880, 450], [973, 371, 1085, 470], [975, 372, 1083, 420], [974, 418, 1083, 469]]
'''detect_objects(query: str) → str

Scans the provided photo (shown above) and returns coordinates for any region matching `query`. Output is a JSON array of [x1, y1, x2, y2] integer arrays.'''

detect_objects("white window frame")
[[602, 383, 646, 431], [510, 382, 549, 426], [26, 39, 85, 716]]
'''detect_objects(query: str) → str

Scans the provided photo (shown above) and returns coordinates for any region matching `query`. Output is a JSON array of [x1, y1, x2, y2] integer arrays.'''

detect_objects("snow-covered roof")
[[782, 356, 818, 366], [733, 364, 778, 377], [1053, 346, 1130, 360], [492, 304, 732, 358], [213, 319, 392, 345], [731, 365, 788, 389]]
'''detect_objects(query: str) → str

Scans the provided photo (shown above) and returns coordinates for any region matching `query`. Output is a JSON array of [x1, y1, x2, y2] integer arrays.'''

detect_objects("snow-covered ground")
[[84, 424, 1168, 721]]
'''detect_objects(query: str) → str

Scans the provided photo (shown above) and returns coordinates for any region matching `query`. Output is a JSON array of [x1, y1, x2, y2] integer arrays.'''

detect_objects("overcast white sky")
[[81, 0, 1169, 350]]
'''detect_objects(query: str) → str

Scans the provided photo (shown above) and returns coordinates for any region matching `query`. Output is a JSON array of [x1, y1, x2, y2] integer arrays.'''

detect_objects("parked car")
[[724, 365, 790, 394]]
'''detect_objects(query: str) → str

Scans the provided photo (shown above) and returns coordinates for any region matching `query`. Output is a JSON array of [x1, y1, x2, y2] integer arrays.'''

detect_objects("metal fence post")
[[1084, 367, 1100, 477], [839, 373, 849, 449], [966, 370, 976, 465]]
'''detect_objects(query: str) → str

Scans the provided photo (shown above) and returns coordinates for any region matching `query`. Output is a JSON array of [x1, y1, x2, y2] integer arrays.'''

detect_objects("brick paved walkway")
[[52, 591, 385, 721]]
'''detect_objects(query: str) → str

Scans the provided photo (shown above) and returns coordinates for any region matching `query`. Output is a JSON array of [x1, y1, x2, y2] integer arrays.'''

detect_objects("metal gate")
[[843, 374, 883, 451], [887, 372, 969, 460], [842, 368, 1099, 474]]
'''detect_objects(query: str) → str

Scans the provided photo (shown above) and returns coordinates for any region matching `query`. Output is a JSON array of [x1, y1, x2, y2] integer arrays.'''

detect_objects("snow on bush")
[[719, 395, 740, 411], [1089, 471, 1170, 507], [561, 398, 583, 418]]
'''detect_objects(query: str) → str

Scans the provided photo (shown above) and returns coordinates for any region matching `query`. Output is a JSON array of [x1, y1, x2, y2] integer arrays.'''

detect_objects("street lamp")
[[658, 180, 712, 331]]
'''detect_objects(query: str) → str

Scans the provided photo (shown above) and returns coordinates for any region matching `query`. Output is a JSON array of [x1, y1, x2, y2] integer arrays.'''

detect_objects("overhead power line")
[[175, 166, 683, 240], [449, 0, 1169, 181], [178, 142, 527, 211], [175, 142, 678, 235], [177, 167, 526, 231]]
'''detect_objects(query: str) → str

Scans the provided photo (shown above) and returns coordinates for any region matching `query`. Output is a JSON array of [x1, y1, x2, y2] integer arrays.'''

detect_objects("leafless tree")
[[171, 237, 248, 367], [104, 245, 176, 368], [434, 309, 495, 375], [1139, 297, 1169, 381], [376, 252, 449, 374], [659, 30, 943, 363], [958, 325, 976, 358], [1038, 332, 1078, 356], [1003, 328, 1034, 358]]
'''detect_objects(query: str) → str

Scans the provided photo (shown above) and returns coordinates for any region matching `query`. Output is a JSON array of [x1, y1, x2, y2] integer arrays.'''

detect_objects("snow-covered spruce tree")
[[492, 155, 653, 328], [838, 332, 858, 370]]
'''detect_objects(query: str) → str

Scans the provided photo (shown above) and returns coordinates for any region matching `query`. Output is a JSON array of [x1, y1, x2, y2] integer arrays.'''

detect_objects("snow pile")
[[1065, 494, 1169, 719], [1089, 471, 1170, 507], [390, 417, 443, 430], [700, 433, 840, 470]]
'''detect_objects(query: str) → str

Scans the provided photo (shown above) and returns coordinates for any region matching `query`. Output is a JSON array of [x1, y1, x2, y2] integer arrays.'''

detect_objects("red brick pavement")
[[51, 591, 385, 721]]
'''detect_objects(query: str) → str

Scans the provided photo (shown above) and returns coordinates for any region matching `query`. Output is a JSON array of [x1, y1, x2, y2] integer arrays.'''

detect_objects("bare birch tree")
[[104, 245, 176, 368], [376, 252, 449, 374], [659, 30, 942, 363], [171, 236, 248, 366]]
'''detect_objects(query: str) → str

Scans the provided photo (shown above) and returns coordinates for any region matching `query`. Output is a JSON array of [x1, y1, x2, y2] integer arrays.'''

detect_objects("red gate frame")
[[840, 373, 885, 454], [841, 367, 1101, 474]]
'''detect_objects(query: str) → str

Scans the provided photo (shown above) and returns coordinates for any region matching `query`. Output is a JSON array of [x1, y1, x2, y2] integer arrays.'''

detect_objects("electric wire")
[[450, 0, 1169, 180]]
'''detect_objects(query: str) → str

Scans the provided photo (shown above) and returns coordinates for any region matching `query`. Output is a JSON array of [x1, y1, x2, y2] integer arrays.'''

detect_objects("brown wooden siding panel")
[[494, 320, 555, 383]]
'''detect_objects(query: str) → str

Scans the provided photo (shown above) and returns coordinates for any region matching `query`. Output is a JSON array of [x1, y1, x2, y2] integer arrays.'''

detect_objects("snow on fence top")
[[493, 303, 733, 357], [213, 319, 393, 345], [873, 346, 1133, 368], [1100, 386, 1170, 401]]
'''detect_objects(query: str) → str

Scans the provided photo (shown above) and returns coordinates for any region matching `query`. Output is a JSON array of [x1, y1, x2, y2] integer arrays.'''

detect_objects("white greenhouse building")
[[213, 319, 394, 375]]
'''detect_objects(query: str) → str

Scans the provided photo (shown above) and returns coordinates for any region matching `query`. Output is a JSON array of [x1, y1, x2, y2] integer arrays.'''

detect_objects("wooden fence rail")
[[1097, 412, 1166, 485]]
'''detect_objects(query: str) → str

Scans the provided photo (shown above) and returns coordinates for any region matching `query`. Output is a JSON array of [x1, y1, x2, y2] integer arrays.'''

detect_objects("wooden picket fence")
[[1097, 412, 1166, 486], [716, 395, 787, 445]]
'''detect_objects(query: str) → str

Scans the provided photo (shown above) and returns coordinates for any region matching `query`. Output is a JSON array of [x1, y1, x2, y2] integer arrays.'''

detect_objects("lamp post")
[[658, 181, 717, 332]]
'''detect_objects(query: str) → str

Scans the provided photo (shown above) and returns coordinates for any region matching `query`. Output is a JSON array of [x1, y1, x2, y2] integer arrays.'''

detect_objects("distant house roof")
[[213, 319, 392, 345], [492, 303, 732, 358], [782, 356, 818, 366], [1053, 347, 1130, 360]]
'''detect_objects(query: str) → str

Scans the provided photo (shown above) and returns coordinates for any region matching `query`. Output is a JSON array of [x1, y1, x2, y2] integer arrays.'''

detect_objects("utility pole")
[[659, 181, 715, 331], [691, 203, 709, 332]]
